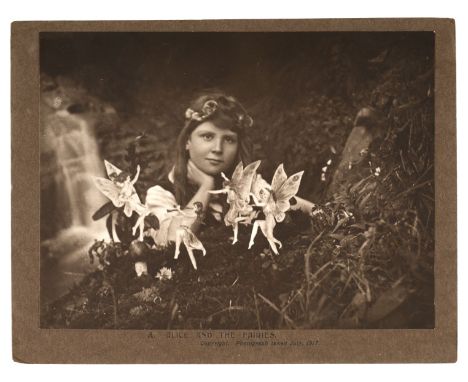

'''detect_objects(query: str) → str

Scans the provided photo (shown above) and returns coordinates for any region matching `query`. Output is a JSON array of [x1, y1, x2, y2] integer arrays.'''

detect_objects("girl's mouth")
[[206, 158, 223, 165]]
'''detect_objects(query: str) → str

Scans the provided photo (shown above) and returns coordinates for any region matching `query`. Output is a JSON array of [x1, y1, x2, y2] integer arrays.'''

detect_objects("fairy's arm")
[[184, 183, 213, 231], [250, 193, 266, 207], [208, 188, 228, 195], [182, 160, 216, 232], [290, 196, 316, 214], [130, 165, 141, 185]]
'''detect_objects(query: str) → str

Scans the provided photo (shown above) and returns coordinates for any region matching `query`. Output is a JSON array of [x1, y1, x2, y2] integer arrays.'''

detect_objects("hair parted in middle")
[[173, 90, 254, 206]]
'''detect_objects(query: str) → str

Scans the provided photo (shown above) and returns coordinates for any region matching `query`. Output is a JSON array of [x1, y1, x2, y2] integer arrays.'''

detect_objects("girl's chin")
[[204, 169, 224, 177], [201, 163, 231, 176]]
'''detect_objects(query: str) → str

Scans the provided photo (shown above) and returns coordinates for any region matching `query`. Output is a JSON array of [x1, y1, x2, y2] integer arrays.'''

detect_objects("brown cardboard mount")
[[11, 19, 456, 364]]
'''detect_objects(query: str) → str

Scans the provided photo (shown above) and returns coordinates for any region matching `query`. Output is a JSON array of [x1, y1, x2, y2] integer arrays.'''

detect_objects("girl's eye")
[[201, 134, 213, 141], [224, 136, 237, 144]]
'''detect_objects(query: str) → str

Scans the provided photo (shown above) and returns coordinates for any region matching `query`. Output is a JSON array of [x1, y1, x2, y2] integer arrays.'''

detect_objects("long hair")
[[173, 91, 253, 206]]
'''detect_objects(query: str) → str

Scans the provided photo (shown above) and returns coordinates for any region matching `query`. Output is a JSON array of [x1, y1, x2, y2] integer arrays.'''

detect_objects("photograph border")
[[11, 18, 456, 363]]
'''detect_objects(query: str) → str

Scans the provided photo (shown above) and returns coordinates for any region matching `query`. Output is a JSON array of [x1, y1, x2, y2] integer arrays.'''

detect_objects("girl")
[[145, 91, 254, 245], [145, 91, 315, 247]]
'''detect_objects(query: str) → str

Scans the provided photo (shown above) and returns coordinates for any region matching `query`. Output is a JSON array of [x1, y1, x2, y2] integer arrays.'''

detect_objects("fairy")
[[248, 164, 304, 255], [94, 160, 161, 242], [209, 160, 261, 244], [173, 201, 207, 270], [94, 160, 143, 217]]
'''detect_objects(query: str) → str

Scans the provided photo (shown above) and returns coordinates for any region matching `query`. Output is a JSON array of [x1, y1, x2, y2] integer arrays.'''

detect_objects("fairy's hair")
[[173, 91, 253, 206], [109, 171, 131, 183]]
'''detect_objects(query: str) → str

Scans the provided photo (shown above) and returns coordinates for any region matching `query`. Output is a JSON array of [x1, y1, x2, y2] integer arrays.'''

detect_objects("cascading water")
[[41, 93, 110, 304], [50, 109, 107, 228]]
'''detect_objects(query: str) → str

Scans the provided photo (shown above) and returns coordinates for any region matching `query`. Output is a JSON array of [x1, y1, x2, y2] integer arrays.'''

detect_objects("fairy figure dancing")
[[248, 164, 304, 255], [94, 160, 162, 242], [173, 202, 207, 270], [209, 160, 261, 244]]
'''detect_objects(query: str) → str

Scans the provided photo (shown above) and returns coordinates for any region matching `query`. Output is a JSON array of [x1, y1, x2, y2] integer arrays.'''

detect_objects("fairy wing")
[[270, 163, 288, 192], [251, 174, 271, 203], [237, 160, 261, 201], [271, 168, 304, 223], [230, 161, 244, 183], [104, 160, 123, 178], [128, 189, 142, 206], [183, 227, 205, 251], [94, 177, 124, 207]]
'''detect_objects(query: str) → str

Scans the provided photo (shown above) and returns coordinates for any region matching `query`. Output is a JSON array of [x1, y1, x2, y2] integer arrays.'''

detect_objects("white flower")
[[321, 173, 326, 182], [156, 267, 173, 280], [359, 148, 369, 157], [327, 159, 332, 165], [311, 208, 324, 216], [322, 166, 327, 173], [134, 261, 148, 277]]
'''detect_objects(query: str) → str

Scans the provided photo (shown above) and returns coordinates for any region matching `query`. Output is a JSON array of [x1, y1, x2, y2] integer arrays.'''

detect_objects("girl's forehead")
[[192, 121, 238, 136]]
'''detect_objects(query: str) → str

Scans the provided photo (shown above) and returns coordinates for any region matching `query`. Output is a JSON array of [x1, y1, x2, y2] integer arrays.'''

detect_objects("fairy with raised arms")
[[248, 164, 305, 255]]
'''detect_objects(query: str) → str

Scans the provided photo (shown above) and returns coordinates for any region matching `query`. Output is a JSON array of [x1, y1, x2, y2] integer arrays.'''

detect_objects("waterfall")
[[41, 101, 109, 303], [51, 109, 107, 229]]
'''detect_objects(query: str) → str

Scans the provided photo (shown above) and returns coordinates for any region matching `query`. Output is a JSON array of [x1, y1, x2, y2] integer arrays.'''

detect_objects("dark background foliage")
[[40, 32, 433, 197]]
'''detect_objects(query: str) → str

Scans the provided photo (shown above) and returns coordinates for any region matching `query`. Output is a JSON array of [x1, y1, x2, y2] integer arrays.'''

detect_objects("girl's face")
[[186, 121, 239, 176]]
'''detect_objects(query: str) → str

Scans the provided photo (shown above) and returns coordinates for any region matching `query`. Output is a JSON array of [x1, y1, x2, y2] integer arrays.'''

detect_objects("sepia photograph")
[[38, 30, 436, 330]]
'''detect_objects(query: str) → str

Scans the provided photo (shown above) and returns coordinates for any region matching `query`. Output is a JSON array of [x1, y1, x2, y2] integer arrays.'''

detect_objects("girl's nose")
[[211, 138, 223, 153]]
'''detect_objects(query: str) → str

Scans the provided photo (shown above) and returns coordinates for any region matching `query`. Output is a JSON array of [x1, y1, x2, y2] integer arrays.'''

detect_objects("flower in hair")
[[184, 99, 254, 129], [185, 108, 202, 121], [185, 100, 218, 122], [238, 114, 254, 128], [201, 100, 218, 116]]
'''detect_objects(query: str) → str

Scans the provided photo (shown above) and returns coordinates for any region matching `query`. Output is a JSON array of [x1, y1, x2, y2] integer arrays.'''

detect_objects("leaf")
[[92, 201, 116, 221], [106, 213, 114, 241], [366, 282, 409, 323], [349, 178, 368, 193], [349, 223, 367, 230], [332, 217, 348, 233], [340, 234, 358, 247], [328, 233, 344, 241], [358, 193, 372, 209]]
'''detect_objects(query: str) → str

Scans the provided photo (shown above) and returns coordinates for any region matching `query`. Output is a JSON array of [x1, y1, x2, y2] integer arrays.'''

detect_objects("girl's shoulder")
[[155, 178, 176, 195]]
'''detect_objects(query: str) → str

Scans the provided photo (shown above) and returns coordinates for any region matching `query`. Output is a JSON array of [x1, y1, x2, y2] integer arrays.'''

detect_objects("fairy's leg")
[[274, 238, 282, 249], [259, 225, 279, 255], [111, 212, 119, 242], [233, 215, 248, 243], [248, 220, 262, 249], [183, 237, 198, 270], [262, 216, 280, 255], [139, 219, 145, 242], [132, 221, 137, 236], [196, 241, 207, 256], [266, 215, 281, 250], [232, 222, 239, 244], [174, 229, 182, 259]]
